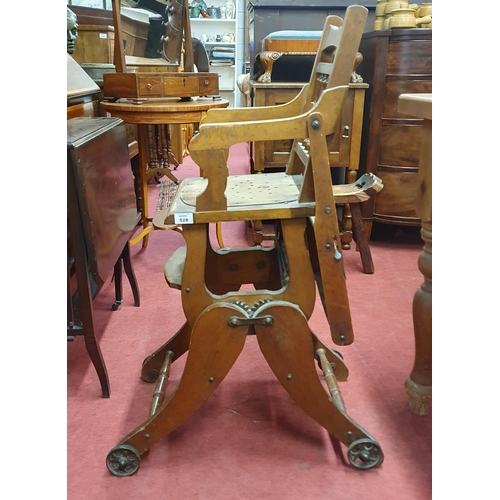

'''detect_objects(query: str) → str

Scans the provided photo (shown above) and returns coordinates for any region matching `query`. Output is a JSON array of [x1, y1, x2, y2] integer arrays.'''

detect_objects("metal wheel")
[[106, 444, 141, 477], [347, 439, 384, 470]]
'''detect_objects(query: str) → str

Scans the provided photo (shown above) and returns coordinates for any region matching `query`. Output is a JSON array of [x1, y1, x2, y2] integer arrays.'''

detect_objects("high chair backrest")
[[286, 7, 368, 180], [185, 6, 367, 214]]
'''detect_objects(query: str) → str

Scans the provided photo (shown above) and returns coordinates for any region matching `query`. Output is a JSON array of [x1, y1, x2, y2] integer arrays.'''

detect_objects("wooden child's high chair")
[[106, 6, 384, 477]]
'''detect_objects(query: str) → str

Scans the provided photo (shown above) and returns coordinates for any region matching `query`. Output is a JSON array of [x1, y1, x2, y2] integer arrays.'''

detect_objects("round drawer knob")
[[147, 84, 152, 91]]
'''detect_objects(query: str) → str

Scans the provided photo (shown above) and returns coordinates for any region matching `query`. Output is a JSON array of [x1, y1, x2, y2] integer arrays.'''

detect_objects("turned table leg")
[[398, 95, 432, 415], [130, 124, 153, 248], [405, 221, 432, 414]]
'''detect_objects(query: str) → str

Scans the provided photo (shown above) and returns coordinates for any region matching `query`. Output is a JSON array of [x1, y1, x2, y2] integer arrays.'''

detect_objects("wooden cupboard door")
[[327, 89, 354, 168]]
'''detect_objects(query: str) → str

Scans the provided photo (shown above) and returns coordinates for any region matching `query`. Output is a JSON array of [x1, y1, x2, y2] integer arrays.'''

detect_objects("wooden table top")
[[398, 93, 432, 120], [100, 97, 230, 125]]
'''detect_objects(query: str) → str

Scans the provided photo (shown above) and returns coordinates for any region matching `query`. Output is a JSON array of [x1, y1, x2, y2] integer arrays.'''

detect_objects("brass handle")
[[342, 125, 350, 139]]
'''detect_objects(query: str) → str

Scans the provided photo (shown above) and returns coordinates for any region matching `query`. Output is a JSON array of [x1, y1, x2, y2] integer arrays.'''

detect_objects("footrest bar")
[[149, 350, 174, 417], [316, 348, 346, 411]]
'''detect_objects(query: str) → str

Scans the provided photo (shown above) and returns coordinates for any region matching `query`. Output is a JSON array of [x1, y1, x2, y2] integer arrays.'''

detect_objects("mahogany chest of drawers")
[[357, 29, 432, 234]]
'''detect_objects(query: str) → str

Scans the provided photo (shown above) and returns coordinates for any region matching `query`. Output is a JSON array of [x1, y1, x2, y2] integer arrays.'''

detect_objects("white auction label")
[[174, 213, 194, 224]]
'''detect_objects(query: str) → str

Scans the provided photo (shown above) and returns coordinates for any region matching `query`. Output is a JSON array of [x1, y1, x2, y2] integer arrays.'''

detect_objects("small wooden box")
[[103, 72, 220, 99]]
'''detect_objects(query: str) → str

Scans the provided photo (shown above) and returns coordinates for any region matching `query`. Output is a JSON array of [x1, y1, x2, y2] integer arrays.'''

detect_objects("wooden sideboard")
[[357, 29, 432, 235], [248, 80, 368, 248]]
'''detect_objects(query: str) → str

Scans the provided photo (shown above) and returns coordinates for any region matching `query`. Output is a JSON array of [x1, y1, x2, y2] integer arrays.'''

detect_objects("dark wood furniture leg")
[[67, 175, 110, 398], [112, 255, 123, 311], [122, 243, 140, 307], [350, 203, 374, 274]]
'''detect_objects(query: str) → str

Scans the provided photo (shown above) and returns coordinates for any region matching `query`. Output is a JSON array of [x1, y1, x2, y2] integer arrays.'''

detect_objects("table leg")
[[406, 117, 432, 415], [405, 221, 432, 414], [130, 124, 153, 248]]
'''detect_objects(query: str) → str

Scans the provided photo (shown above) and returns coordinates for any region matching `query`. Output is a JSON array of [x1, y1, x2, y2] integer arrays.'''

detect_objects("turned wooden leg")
[[405, 221, 432, 415], [129, 125, 152, 249], [351, 203, 375, 274]]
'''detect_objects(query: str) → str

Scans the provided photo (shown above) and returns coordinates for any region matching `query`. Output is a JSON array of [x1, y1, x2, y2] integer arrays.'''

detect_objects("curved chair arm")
[[200, 85, 308, 125], [189, 86, 348, 212], [191, 86, 348, 152]]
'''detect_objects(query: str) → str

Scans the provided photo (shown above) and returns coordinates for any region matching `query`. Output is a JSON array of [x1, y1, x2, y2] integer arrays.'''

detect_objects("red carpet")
[[67, 142, 431, 499]]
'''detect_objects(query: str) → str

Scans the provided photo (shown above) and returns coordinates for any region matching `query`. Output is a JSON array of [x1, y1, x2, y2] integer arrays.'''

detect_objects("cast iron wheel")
[[106, 444, 141, 477], [347, 439, 384, 470]]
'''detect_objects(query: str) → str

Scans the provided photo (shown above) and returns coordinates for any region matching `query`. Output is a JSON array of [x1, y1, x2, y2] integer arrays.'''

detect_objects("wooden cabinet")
[[249, 81, 367, 175], [357, 29, 432, 233], [248, 80, 368, 248], [72, 24, 115, 65]]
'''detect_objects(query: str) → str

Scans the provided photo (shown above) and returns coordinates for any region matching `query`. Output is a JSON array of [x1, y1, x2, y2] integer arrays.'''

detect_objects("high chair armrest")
[[190, 113, 308, 153], [190, 86, 347, 153], [199, 86, 307, 125]]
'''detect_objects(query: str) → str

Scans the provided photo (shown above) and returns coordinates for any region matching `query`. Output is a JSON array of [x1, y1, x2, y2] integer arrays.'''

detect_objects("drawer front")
[[383, 80, 432, 119], [379, 122, 423, 168], [373, 169, 419, 220], [386, 40, 432, 76], [198, 74, 219, 96], [138, 77, 163, 96], [265, 89, 301, 107], [164, 76, 199, 96]]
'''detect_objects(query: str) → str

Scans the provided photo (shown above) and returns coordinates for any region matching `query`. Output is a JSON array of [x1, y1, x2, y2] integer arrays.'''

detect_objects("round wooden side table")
[[101, 97, 229, 248]]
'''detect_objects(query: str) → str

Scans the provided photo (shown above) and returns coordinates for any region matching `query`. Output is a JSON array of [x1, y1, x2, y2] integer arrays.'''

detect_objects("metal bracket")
[[228, 315, 274, 327]]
